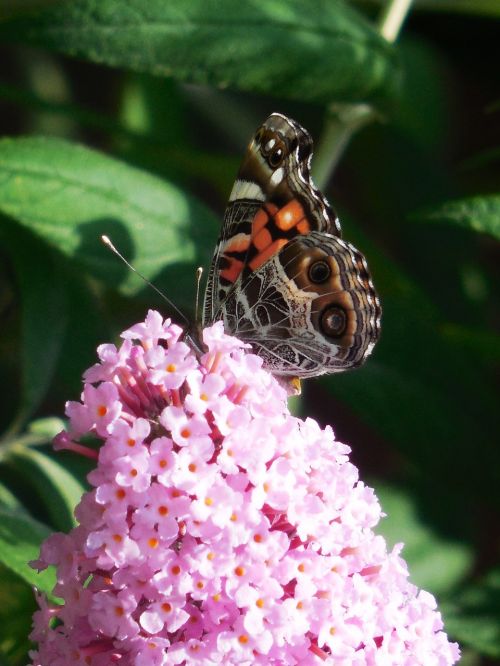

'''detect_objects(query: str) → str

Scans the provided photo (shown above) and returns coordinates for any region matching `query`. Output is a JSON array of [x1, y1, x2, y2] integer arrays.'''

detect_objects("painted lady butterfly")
[[201, 113, 381, 381]]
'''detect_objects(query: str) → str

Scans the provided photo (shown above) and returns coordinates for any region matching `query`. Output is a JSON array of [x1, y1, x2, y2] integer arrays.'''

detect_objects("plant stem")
[[312, 104, 376, 189], [312, 0, 415, 190], [377, 0, 415, 41], [356, 0, 500, 19]]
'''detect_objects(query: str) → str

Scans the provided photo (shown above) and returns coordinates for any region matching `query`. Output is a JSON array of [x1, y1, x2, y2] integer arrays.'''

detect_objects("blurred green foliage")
[[0, 0, 498, 663]]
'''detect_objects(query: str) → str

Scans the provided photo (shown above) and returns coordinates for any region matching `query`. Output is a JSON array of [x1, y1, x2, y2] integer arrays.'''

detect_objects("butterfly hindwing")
[[215, 232, 380, 377]]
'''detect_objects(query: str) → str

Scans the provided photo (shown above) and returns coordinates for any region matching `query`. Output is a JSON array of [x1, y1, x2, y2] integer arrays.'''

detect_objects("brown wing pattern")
[[216, 232, 381, 377], [202, 113, 381, 378], [203, 113, 341, 325]]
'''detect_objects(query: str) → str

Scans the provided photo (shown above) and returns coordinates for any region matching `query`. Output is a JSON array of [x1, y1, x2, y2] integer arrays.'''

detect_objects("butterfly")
[[201, 113, 381, 384]]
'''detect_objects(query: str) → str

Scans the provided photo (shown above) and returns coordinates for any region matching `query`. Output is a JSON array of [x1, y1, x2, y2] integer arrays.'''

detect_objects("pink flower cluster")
[[30, 311, 459, 665]]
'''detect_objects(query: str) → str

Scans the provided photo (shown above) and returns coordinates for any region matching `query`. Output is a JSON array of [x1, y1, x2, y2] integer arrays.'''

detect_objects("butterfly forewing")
[[203, 113, 340, 322]]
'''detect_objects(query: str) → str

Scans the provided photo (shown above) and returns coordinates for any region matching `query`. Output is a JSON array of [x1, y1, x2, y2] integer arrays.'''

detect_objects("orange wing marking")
[[297, 219, 310, 234], [219, 233, 250, 284], [275, 200, 306, 231], [251, 203, 279, 235], [253, 226, 272, 251], [249, 238, 288, 271], [220, 257, 245, 283], [251, 209, 269, 235], [248, 199, 311, 272]]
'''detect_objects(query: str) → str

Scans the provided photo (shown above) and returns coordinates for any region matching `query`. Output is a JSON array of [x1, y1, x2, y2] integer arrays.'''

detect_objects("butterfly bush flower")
[[29, 310, 459, 665]]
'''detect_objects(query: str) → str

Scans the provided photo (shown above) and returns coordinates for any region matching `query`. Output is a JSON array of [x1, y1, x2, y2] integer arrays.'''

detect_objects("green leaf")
[[0, 136, 219, 300], [0, 0, 400, 106], [0, 482, 24, 511], [416, 194, 500, 240], [375, 484, 472, 596], [55, 271, 113, 395], [27, 417, 66, 441], [443, 569, 500, 658], [9, 447, 85, 531], [0, 507, 55, 595], [5, 232, 68, 434], [0, 80, 237, 195]]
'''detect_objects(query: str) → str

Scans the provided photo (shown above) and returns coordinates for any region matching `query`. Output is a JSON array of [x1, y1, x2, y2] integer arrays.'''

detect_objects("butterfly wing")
[[217, 231, 381, 377], [202, 112, 381, 378], [203, 113, 341, 325]]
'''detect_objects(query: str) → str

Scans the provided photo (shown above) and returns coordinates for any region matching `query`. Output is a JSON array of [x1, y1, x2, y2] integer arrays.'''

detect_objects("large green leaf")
[[416, 194, 500, 240], [0, 508, 55, 595], [0, 0, 399, 106], [0, 136, 218, 300]]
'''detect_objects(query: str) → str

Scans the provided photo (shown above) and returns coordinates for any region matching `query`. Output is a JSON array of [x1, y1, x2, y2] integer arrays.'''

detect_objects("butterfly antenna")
[[101, 235, 189, 326], [194, 266, 204, 328]]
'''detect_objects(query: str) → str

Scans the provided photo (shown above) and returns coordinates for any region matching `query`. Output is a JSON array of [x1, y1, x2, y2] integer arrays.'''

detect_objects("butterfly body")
[[202, 113, 381, 379]]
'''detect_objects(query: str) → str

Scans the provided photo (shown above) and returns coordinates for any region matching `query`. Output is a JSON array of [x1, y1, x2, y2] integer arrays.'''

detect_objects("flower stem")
[[312, 0, 415, 189]]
